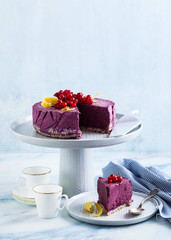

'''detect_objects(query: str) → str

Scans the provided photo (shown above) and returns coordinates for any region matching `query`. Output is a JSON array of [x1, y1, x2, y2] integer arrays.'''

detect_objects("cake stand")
[[11, 113, 142, 198]]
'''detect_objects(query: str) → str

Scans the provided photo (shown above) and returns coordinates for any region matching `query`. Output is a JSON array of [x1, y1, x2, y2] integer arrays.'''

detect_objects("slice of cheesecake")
[[97, 176, 132, 215]]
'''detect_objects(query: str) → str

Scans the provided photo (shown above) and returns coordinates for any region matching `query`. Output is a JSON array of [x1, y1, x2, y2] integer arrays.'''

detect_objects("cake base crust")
[[99, 200, 132, 216], [80, 126, 111, 134], [33, 125, 82, 139]]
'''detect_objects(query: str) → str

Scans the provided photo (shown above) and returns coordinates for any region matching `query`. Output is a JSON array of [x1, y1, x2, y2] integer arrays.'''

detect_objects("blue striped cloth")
[[102, 159, 171, 223]]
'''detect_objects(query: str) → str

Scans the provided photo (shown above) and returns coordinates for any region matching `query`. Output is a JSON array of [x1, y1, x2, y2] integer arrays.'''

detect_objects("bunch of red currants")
[[108, 174, 122, 183], [53, 90, 93, 109]]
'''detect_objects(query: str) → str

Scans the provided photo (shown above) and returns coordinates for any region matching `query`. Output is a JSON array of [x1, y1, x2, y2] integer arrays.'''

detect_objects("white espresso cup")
[[33, 184, 68, 219], [16, 166, 51, 194]]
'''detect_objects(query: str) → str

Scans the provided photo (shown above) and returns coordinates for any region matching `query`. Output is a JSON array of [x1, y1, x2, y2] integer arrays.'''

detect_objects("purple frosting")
[[97, 177, 132, 213]]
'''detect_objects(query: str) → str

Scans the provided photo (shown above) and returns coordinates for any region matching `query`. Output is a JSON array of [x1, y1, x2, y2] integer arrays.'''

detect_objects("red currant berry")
[[53, 103, 61, 109], [80, 97, 86, 103], [58, 90, 63, 95], [77, 92, 83, 100], [65, 93, 70, 100], [69, 101, 73, 106], [70, 96, 74, 101], [64, 89, 70, 94], [59, 94, 64, 99], [62, 96, 67, 101], [57, 99, 62, 104], [53, 103, 58, 109], [72, 102, 76, 107], [74, 98, 78, 104], [117, 176, 122, 182], [112, 176, 118, 183], [61, 102, 67, 108], [54, 92, 59, 98], [108, 176, 113, 180], [108, 179, 112, 184], [110, 174, 114, 178], [86, 98, 93, 104]]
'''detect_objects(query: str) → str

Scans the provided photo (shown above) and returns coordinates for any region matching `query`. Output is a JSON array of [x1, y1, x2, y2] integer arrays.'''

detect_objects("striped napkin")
[[102, 159, 171, 223]]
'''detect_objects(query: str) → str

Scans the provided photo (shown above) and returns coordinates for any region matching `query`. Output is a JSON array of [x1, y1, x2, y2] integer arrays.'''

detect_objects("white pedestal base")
[[59, 149, 94, 198]]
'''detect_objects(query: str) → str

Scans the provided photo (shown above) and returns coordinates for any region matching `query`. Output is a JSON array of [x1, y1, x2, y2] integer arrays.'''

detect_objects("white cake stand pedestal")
[[11, 114, 142, 197]]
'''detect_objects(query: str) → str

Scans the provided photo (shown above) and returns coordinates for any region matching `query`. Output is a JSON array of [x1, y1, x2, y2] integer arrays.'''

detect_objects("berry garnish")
[[117, 176, 122, 182], [107, 173, 122, 183], [112, 176, 118, 183], [72, 102, 76, 107], [61, 102, 67, 108], [86, 98, 93, 104], [57, 99, 62, 105], [108, 179, 113, 184], [59, 90, 63, 94], [53, 103, 61, 109], [76, 92, 83, 100], [69, 101, 73, 106], [63, 89, 71, 94], [59, 94, 64, 99], [66, 93, 72, 99], [53, 90, 94, 109], [54, 92, 59, 98]]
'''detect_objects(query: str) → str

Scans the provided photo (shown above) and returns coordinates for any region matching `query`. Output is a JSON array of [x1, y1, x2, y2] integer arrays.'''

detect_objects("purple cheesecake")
[[32, 102, 82, 138], [32, 97, 115, 139], [97, 177, 132, 215]]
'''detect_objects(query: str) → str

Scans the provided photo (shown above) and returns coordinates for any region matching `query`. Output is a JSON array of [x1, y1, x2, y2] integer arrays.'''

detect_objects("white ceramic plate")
[[67, 191, 158, 226], [11, 114, 142, 149], [12, 185, 36, 205]]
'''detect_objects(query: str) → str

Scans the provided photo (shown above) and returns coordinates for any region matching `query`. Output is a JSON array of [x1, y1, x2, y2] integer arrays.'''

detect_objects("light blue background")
[[0, 0, 171, 153]]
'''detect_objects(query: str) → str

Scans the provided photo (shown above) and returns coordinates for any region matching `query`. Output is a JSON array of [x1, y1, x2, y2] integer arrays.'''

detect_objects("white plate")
[[12, 185, 36, 205], [11, 114, 142, 149], [67, 191, 159, 226]]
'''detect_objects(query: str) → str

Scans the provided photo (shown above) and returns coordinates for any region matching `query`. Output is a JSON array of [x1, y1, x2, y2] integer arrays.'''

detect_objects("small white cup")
[[33, 184, 68, 218], [16, 166, 51, 194]]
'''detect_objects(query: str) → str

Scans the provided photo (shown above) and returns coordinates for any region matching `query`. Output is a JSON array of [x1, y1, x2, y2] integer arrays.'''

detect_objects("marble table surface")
[[0, 151, 171, 240]]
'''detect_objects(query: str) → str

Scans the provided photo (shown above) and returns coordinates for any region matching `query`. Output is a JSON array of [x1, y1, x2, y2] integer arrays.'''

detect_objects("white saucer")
[[12, 185, 36, 205], [67, 191, 159, 226]]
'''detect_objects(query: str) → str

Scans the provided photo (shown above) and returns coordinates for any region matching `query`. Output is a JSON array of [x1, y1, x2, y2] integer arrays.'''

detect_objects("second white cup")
[[16, 166, 51, 194], [33, 184, 68, 218]]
